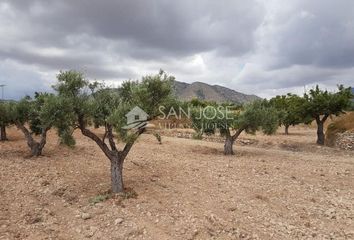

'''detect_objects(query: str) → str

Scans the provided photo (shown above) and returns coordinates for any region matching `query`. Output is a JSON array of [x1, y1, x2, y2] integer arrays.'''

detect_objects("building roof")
[[125, 106, 149, 117]]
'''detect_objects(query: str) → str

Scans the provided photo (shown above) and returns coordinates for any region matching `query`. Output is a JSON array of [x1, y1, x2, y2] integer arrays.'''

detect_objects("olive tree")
[[14, 93, 74, 157], [303, 85, 353, 145], [191, 101, 278, 155], [269, 94, 309, 134], [0, 101, 14, 141], [54, 70, 174, 193]]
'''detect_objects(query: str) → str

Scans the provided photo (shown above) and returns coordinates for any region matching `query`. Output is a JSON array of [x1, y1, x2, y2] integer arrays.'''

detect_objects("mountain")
[[173, 81, 260, 104]]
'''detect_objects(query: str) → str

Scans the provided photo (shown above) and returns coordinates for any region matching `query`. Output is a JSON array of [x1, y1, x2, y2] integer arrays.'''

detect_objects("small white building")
[[125, 106, 149, 125]]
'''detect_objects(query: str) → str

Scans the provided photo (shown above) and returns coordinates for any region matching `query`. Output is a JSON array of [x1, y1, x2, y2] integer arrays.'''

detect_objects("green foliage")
[[190, 107, 217, 136], [54, 70, 89, 98], [236, 101, 278, 135], [119, 80, 139, 104], [259, 106, 280, 135], [53, 70, 91, 119], [54, 70, 175, 146], [303, 85, 353, 118], [58, 129, 76, 147], [189, 98, 207, 107], [53, 70, 177, 192], [189, 98, 218, 108], [90, 88, 121, 127], [302, 85, 352, 145], [190, 100, 279, 138], [269, 94, 310, 128], [55, 71, 132, 140], [0, 101, 15, 127], [190, 100, 278, 154], [13, 93, 75, 145], [14, 96, 32, 125], [117, 70, 175, 117], [108, 103, 137, 142]]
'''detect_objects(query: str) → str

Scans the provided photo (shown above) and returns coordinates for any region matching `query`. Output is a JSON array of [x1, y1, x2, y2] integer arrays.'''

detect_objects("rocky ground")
[[0, 126, 354, 240], [335, 130, 354, 151]]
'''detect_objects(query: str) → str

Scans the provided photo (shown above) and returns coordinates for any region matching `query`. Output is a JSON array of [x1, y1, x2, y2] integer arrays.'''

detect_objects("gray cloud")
[[0, 0, 353, 99], [0, 60, 51, 100], [3, 0, 263, 57], [268, 0, 354, 69]]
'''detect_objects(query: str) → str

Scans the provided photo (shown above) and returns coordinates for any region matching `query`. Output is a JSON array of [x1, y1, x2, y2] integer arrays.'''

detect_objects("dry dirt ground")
[[0, 126, 354, 240]]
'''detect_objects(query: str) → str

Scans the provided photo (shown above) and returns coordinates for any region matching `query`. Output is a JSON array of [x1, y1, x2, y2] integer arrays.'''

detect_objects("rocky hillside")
[[173, 81, 260, 104]]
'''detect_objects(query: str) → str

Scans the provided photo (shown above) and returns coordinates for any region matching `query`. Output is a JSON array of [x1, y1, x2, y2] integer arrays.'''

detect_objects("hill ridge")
[[173, 80, 260, 104]]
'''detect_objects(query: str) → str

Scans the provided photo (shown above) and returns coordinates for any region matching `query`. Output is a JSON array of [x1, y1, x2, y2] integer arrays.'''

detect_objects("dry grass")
[[326, 112, 354, 146]]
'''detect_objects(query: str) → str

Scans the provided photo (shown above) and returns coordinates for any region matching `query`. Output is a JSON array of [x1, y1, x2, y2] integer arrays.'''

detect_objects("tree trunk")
[[16, 123, 47, 157], [30, 142, 43, 157], [285, 125, 289, 135], [0, 126, 7, 141], [316, 121, 325, 145], [78, 118, 145, 193], [111, 157, 124, 193], [224, 137, 235, 155]]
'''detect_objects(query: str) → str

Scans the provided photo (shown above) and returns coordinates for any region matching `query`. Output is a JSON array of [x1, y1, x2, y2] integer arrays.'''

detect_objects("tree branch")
[[39, 127, 50, 148], [78, 115, 112, 159], [232, 127, 244, 141], [102, 124, 108, 143], [15, 122, 35, 148], [107, 124, 117, 152], [120, 127, 145, 162], [321, 114, 329, 123]]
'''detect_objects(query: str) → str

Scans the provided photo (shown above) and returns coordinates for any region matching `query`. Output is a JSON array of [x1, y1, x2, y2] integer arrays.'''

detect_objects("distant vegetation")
[[190, 100, 278, 155], [268, 94, 311, 135], [302, 85, 352, 145], [268, 85, 352, 145]]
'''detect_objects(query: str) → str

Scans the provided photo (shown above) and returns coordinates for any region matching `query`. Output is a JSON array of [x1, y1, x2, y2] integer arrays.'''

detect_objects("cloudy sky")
[[0, 0, 353, 99]]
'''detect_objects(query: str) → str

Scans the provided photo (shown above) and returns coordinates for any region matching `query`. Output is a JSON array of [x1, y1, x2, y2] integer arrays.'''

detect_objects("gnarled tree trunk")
[[316, 121, 325, 145], [315, 114, 328, 145], [223, 128, 244, 155], [78, 117, 143, 193], [0, 125, 7, 141], [111, 157, 124, 193], [30, 142, 44, 157], [224, 136, 235, 155], [285, 125, 289, 135], [16, 123, 48, 157]]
